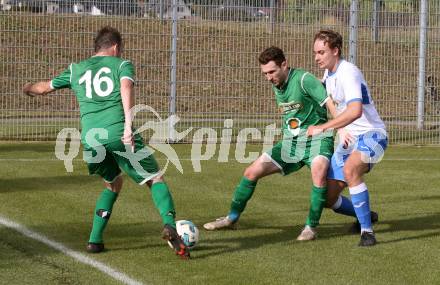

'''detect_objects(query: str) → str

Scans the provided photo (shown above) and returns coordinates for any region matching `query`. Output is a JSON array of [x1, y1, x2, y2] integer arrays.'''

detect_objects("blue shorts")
[[327, 130, 388, 182]]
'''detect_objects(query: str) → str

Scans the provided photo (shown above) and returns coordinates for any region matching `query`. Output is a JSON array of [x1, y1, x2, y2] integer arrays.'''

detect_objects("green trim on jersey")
[[273, 68, 329, 137], [51, 56, 135, 147]]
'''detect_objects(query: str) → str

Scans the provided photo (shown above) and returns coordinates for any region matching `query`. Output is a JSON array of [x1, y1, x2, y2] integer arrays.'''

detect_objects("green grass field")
[[1, 142, 439, 285]]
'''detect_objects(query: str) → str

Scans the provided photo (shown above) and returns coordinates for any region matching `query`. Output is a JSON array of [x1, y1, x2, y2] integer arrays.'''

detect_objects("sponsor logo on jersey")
[[288, 118, 299, 129], [278, 101, 302, 114], [286, 118, 301, 136]]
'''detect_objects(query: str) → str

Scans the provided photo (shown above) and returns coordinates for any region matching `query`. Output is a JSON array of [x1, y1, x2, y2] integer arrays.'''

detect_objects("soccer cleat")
[[203, 216, 237, 231], [296, 226, 317, 241], [162, 224, 190, 260], [350, 211, 379, 234], [358, 231, 377, 247], [86, 242, 105, 253]]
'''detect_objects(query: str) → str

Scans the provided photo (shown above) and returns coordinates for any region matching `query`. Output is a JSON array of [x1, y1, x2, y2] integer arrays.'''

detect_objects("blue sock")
[[227, 210, 240, 223], [349, 183, 372, 232], [332, 195, 356, 217]]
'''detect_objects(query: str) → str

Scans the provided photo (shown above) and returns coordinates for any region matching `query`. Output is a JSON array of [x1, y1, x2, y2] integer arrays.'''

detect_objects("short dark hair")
[[314, 29, 343, 56], [258, 46, 286, 66], [94, 26, 123, 53]]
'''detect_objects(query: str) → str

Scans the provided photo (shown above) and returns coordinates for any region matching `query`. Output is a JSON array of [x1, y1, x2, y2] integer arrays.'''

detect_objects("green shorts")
[[265, 135, 334, 175], [84, 134, 160, 185]]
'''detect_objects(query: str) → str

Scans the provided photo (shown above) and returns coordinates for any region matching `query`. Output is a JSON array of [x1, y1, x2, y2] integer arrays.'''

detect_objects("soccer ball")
[[176, 220, 199, 249]]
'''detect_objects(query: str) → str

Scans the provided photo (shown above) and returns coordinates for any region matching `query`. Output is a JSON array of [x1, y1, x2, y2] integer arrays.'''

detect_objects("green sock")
[[305, 186, 327, 227], [151, 182, 176, 228], [230, 177, 257, 215], [89, 189, 118, 243]]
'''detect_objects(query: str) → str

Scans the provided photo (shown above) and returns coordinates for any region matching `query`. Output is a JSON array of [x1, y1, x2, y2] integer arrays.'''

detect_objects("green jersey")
[[51, 56, 135, 147], [273, 68, 329, 137]]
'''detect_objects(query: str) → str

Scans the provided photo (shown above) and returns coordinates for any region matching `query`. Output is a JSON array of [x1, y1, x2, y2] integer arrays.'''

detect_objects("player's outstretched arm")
[[325, 96, 338, 119], [22, 81, 54, 97], [120, 78, 134, 150], [307, 101, 362, 137], [320, 101, 362, 131]]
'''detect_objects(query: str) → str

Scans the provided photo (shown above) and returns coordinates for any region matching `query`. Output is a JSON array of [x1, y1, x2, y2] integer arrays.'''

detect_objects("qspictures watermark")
[[54, 104, 386, 179]]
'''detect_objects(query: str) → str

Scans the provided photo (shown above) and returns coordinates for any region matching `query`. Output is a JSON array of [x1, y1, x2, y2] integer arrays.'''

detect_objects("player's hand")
[[307, 125, 324, 137], [121, 129, 134, 152], [22, 82, 35, 97], [337, 129, 354, 148]]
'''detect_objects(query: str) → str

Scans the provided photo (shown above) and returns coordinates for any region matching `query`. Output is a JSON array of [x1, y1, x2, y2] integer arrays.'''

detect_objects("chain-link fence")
[[1, 0, 439, 144]]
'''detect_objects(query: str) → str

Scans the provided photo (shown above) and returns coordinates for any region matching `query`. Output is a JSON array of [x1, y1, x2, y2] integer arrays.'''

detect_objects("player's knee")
[[311, 169, 327, 187], [311, 158, 329, 185], [243, 166, 259, 181], [311, 173, 326, 187], [105, 176, 123, 193], [151, 175, 164, 183], [146, 175, 164, 188], [343, 167, 356, 183]]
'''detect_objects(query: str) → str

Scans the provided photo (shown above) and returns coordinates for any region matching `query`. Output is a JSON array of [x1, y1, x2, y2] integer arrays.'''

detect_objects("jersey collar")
[[328, 59, 344, 76]]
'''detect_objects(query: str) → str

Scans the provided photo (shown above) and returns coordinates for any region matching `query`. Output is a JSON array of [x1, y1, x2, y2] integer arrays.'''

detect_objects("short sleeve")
[[301, 72, 329, 106], [119, 60, 135, 83], [50, 64, 72, 89], [340, 68, 363, 104]]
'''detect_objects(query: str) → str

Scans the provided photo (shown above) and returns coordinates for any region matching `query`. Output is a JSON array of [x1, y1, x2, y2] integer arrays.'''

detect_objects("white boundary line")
[[0, 215, 144, 285]]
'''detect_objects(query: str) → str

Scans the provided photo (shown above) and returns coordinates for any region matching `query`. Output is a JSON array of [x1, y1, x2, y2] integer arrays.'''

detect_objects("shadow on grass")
[[16, 221, 168, 253], [0, 143, 55, 153], [186, 213, 440, 259], [29, 220, 336, 257], [418, 195, 440, 201], [3, 213, 439, 259], [376, 213, 440, 244], [175, 221, 350, 260], [0, 175, 96, 193]]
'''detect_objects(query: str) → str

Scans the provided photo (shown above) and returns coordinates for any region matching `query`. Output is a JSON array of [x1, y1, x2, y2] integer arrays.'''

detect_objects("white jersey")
[[323, 60, 386, 136]]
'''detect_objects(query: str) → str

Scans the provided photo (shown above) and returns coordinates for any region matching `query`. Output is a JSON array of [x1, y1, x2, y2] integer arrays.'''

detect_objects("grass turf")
[[0, 142, 439, 284]]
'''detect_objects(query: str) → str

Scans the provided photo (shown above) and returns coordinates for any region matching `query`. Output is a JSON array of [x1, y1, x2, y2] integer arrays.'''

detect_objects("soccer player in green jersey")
[[22, 26, 190, 259], [204, 46, 336, 240]]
